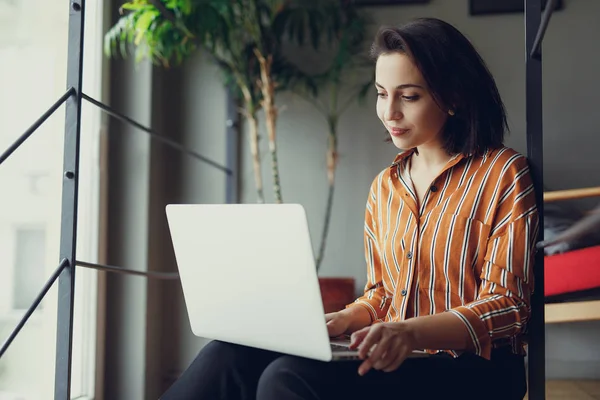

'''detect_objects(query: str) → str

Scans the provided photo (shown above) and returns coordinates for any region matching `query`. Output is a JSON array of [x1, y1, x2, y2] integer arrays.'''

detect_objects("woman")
[[162, 17, 538, 400]]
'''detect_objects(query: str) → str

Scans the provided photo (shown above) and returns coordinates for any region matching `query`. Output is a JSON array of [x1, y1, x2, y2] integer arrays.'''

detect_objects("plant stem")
[[247, 112, 264, 203], [316, 116, 339, 271], [316, 180, 335, 271], [268, 139, 282, 203], [236, 74, 265, 203], [255, 49, 283, 203]]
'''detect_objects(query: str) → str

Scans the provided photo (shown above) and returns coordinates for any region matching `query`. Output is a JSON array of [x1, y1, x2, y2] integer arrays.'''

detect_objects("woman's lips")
[[388, 127, 409, 137]]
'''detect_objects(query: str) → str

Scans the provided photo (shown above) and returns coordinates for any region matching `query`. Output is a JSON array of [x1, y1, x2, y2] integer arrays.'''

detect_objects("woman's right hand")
[[326, 305, 373, 337], [325, 311, 352, 337]]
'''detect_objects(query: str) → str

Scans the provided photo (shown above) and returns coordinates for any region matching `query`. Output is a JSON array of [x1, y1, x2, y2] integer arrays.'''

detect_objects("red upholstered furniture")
[[543, 187, 600, 324], [545, 245, 600, 298]]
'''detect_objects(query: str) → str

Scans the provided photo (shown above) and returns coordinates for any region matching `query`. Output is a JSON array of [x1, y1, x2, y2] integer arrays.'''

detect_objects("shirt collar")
[[389, 148, 468, 170], [389, 148, 416, 168]]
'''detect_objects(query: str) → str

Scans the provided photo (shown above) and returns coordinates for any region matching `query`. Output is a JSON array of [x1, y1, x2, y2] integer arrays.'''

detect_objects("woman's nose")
[[385, 103, 402, 121]]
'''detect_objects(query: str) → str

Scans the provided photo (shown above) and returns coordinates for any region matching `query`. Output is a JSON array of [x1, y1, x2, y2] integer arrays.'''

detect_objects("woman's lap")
[[161, 340, 526, 400]]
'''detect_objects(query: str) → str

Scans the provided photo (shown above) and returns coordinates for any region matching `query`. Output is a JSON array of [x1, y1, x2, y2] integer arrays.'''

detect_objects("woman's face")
[[375, 52, 449, 151]]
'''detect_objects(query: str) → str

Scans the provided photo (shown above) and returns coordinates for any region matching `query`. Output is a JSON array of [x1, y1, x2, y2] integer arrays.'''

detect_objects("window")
[[12, 228, 47, 310], [0, 0, 104, 398]]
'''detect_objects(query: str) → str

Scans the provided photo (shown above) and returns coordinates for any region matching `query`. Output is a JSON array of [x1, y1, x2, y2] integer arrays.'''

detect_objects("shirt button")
[[430, 185, 438, 192], [407, 251, 413, 259], [401, 289, 407, 296]]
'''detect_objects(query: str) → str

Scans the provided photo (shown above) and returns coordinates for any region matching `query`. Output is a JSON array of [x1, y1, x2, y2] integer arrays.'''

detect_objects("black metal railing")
[[526, 0, 555, 399], [0, 1, 238, 399], [0, 0, 550, 399]]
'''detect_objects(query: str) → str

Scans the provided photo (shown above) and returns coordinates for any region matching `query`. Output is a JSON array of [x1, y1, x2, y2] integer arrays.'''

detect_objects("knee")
[[161, 341, 243, 399], [178, 340, 246, 379], [257, 356, 310, 399], [257, 357, 292, 396], [201, 340, 241, 359], [195, 340, 246, 369]]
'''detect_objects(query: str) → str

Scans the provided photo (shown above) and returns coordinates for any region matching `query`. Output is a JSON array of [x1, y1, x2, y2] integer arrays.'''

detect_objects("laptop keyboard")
[[330, 343, 350, 352]]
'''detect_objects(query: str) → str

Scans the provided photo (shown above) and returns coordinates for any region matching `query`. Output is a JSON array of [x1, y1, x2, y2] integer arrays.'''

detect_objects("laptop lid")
[[165, 203, 334, 361]]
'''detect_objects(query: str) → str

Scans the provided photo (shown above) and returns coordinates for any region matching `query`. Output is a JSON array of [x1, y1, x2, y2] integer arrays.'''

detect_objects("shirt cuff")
[[346, 300, 378, 322], [448, 307, 492, 360]]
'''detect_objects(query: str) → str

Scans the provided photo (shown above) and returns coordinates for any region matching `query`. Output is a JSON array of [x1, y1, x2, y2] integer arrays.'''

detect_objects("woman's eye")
[[402, 95, 420, 102], [376, 92, 387, 97]]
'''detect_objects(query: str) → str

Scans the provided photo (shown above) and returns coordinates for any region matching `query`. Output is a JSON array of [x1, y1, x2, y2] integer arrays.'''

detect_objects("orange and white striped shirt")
[[348, 146, 539, 360]]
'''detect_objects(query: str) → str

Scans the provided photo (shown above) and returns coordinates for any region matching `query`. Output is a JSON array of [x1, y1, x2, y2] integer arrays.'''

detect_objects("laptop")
[[165, 203, 428, 362]]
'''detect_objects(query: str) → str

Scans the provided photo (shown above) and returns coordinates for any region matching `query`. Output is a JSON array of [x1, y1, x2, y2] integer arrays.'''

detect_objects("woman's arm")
[[404, 312, 471, 350], [344, 175, 390, 321], [349, 312, 470, 375]]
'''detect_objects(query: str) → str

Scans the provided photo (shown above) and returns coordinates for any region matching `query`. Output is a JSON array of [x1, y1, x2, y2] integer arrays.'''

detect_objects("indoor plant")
[[293, 4, 373, 311], [104, 0, 371, 311], [105, 0, 341, 204]]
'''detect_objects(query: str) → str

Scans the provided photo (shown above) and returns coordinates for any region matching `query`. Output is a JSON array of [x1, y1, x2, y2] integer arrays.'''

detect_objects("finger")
[[349, 327, 369, 349], [382, 347, 408, 373], [368, 337, 391, 370], [358, 357, 373, 376], [325, 313, 336, 322], [357, 326, 382, 360], [373, 340, 397, 371]]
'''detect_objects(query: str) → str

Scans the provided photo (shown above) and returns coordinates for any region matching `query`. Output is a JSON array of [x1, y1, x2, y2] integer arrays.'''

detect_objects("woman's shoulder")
[[480, 146, 530, 175], [368, 168, 392, 192]]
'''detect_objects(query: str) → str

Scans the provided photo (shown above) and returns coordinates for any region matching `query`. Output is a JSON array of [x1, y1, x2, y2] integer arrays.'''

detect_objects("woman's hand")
[[325, 311, 352, 337], [349, 321, 417, 376], [325, 306, 372, 337]]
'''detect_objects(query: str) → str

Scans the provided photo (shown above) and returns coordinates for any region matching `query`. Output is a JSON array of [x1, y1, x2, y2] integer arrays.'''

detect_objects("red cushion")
[[544, 245, 600, 297]]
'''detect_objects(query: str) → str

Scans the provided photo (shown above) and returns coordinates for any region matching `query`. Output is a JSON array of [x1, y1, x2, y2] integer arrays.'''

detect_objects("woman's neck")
[[411, 145, 452, 172]]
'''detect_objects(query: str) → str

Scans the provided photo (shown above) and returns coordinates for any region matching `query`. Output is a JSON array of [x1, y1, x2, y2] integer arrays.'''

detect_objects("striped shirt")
[[348, 146, 539, 360]]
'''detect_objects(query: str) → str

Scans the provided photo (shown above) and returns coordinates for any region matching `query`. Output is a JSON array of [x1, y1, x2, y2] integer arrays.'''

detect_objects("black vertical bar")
[[55, 0, 85, 398], [525, 0, 546, 399], [225, 90, 240, 203]]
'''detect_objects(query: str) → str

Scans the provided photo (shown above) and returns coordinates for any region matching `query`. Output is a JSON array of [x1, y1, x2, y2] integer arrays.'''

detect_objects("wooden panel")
[[545, 300, 600, 323], [525, 380, 600, 400], [544, 187, 600, 203]]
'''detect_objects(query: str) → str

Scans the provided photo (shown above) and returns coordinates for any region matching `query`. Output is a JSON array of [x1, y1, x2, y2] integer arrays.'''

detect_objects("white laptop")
[[165, 203, 428, 362]]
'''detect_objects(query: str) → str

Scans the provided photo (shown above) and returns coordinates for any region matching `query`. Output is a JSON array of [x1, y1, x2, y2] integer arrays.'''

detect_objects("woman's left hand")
[[349, 321, 417, 376]]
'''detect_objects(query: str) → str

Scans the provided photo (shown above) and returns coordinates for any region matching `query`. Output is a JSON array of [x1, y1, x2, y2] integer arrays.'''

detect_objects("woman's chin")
[[390, 135, 415, 150]]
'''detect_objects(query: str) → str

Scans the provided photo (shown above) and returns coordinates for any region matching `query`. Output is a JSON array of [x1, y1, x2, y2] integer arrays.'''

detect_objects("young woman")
[[162, 17, 538, 400]]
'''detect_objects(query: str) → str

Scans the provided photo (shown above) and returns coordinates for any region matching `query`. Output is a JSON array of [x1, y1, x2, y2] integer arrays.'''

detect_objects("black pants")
[[161, 341, 527, 400]]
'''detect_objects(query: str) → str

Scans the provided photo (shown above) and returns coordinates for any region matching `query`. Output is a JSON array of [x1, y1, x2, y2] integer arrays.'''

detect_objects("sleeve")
[[448, 155, 539, 360], [346, 176, 390, 322]]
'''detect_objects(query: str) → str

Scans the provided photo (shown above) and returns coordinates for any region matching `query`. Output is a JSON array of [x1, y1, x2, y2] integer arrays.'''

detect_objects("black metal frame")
[[469, 0, 562, 16], [0, 1, 237, 398], [0, 0, 551, 398], [54, 1, 85, 396], [526, 0, 555, 399]]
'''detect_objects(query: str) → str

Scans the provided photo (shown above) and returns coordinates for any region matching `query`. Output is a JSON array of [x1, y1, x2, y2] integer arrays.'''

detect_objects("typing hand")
[[349, 322, 416, 376], [325, 311, 351, 337]]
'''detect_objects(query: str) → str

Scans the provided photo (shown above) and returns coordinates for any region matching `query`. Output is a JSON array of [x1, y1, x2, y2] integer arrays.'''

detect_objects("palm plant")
[[105, 0, 371, 270], [105, 0, 342, 204], [294, 5, 373, 271]]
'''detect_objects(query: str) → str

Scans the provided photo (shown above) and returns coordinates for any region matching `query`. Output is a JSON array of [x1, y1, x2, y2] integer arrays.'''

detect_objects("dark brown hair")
[[372, 18, 507, 156]]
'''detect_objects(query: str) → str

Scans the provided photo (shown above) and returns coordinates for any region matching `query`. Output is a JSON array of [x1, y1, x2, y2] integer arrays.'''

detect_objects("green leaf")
[[120, 3, 142, 11], [134, 10, 159, 45]]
